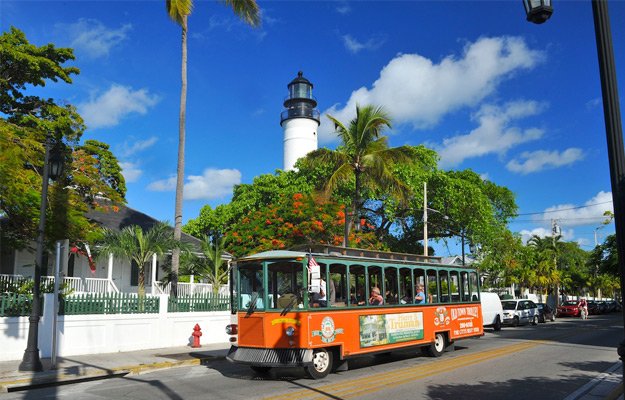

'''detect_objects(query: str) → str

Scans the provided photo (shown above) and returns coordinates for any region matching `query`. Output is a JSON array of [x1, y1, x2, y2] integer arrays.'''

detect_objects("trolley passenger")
[[369, 287, 384, 305]]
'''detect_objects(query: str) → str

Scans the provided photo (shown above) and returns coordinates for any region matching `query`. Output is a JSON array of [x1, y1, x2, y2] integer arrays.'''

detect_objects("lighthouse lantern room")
[[280, 71, 320, 171]]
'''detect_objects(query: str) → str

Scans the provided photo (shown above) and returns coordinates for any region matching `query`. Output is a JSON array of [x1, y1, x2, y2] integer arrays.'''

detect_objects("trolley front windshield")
[[237, 259, 305, 311]]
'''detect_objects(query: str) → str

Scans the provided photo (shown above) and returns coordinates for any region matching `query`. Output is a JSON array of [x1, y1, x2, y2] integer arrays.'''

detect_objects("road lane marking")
[[263, 340, 548, 400], [263, 322, 613, 400]]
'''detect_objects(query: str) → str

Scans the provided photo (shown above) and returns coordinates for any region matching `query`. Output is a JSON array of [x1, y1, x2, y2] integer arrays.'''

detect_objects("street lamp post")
[[19, 134, 63, 372], [524, 0, 625, 382]]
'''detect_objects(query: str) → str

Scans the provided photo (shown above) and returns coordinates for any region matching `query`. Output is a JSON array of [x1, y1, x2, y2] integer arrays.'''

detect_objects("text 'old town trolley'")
[[225, 244, 483, 378]]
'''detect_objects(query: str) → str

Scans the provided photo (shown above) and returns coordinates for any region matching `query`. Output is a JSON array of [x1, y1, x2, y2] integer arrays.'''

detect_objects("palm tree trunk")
[[171, 15, 188, 298]]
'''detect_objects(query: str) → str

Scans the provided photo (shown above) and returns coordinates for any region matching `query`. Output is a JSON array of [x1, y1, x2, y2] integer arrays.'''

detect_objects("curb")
[[0, 354, 226, 393], [605, 383, 624, 400]]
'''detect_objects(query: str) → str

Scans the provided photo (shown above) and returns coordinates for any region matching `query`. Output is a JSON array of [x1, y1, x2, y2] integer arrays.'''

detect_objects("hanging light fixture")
[[522, 0, 554, 24]]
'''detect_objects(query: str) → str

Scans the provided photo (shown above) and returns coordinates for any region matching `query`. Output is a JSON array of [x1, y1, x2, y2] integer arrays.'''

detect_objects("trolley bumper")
[[227, 346, 314, 367]]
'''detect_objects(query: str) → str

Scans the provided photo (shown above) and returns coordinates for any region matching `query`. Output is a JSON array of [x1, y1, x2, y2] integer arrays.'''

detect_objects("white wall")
[[0, 294, 230, 361]]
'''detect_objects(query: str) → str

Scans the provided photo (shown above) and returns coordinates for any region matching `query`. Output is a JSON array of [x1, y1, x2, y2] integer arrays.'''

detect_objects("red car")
[[557, 300, 581, 317]]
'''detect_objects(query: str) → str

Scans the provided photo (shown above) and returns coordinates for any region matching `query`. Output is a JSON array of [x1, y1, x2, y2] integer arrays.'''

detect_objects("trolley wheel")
[[250, 366, 272, 374], [305, 348, 333, 379], [493, 315, 502, 331], [424, 332, 446, 357]]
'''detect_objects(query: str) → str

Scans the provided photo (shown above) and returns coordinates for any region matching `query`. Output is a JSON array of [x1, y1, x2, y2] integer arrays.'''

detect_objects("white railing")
[[154, 281, 229, 296], [0, 273, 26, 287], [0, 274, 116, 294]]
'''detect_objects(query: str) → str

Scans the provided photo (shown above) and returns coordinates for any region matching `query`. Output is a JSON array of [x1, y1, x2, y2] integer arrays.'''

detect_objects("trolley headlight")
[[286, 326, 296, 337], [225, 324, 238, 335]]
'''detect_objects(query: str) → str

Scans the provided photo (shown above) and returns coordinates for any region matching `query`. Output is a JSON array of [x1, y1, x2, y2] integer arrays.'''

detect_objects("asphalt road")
[[4, 313, 623, 400]]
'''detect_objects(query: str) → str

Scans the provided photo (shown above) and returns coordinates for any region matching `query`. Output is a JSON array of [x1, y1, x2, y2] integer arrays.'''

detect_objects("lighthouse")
[[280, 71, 320, 171]]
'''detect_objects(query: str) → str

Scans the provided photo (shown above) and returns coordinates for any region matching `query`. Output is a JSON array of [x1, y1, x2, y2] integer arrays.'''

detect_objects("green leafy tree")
[[165, 0, 261, 296], [0, 27, 125, 251], [97, 222, 179, 297], [303, 104, 415, 240]]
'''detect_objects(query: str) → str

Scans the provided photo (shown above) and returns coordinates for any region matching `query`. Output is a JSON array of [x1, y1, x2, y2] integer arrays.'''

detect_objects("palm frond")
[[166, 0, 193, 27], [219, 0, 261, 27]]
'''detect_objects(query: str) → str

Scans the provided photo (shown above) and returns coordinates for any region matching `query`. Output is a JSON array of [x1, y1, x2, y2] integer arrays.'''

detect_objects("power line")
[[516, 200, 613, 216]]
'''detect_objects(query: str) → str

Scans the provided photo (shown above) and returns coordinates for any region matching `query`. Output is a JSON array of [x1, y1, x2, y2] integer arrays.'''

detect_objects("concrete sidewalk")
[[0, 342, 231, 393], [0, 344, 623, 399]]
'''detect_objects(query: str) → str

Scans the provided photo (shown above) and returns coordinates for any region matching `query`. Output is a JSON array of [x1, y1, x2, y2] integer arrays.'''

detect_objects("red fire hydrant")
[[191, 324, 202, 348]]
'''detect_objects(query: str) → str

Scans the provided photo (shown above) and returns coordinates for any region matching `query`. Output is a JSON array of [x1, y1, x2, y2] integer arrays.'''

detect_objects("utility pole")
[[423, 182, 428, 256], [552, 218, 559, 307], [595, 230, 602, 300]]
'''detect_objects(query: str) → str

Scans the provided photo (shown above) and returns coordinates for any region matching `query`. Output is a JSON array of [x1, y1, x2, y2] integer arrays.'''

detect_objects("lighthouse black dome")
[[287, 71, 313, 89], [280, 71, 320, 125]]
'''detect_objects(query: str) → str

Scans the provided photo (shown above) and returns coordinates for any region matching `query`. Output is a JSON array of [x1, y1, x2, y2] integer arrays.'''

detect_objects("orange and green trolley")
[[226, 245, 483, 379]]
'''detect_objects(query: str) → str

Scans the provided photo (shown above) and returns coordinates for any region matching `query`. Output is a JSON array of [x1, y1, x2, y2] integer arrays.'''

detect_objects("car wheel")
[[305, 348, 333, 379], [512, 316, 519, 327], [539, 314, 545, 323], [494, 316, 502, 331], [532, 315, 538, 325], [424, 332, 446, 357]]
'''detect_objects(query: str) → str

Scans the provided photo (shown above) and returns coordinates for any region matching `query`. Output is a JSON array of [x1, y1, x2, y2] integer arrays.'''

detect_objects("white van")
[[481, 292, 504, 331]]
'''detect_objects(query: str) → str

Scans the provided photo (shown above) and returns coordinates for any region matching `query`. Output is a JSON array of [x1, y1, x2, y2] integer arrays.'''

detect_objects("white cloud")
[[119, 137, 158, 158], [506, 148, 586, 175], [146, 168, 242, 201], [319, 36, 545, 144], [185, 168, 242, 200], [586, 98, 601, 110], [80, 85, 160, 129], [536, 191, 614, 228], [336, 2, 351, 14], [432, 101, 545, 168], [342, 34, 386, 54], [147, 175, 176, 192], [57, 19, 131, 59], [119, 161, 142, 183], [520, 227, 575, 244]]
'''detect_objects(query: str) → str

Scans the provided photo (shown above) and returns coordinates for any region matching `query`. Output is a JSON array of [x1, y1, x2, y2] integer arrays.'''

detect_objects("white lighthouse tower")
[[280, 71, 320, 171]]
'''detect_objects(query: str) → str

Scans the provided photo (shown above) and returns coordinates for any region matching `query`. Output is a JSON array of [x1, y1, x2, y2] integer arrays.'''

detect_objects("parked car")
[[481, 292, 504, 331], [607, 300, 622, 312], [557, 300, 581, 317], [587, 300, 599, 315], [536, 302, 556, 323], [596, 301, 608, 314], [501, 299, 539, 326]]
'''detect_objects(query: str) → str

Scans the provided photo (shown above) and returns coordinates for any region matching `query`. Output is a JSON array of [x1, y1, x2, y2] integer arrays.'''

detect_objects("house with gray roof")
[[0, 206, 228, 295]]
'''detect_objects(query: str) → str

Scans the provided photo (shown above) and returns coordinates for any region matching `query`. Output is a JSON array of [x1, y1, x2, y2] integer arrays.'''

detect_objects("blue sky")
[[3, 0, 624, 256]]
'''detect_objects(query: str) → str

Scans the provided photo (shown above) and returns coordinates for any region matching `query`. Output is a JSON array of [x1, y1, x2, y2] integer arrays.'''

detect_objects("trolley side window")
[[384, 266, 399, 305], [349, 264, 366, 306], [427, 269, 438, 303], [239, 263, 264, 310], [450, 271, 460, 302], [440, 270, 450, 303], [461, 271, 470, 302], [399, 267, 413, 304], [414, 268, 426, 304], [470, 271, 479, 301], [310, 262, 328, 308], [330, 263, 348, 307], [368, 265, 383, 304]]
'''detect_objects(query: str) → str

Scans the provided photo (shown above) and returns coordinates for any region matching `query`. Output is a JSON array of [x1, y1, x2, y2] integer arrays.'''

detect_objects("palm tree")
[[305, 104, 415, 243], [98, 222, 178, 297], [200, 235, 230, 294], [165, 0, 260, 296]]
